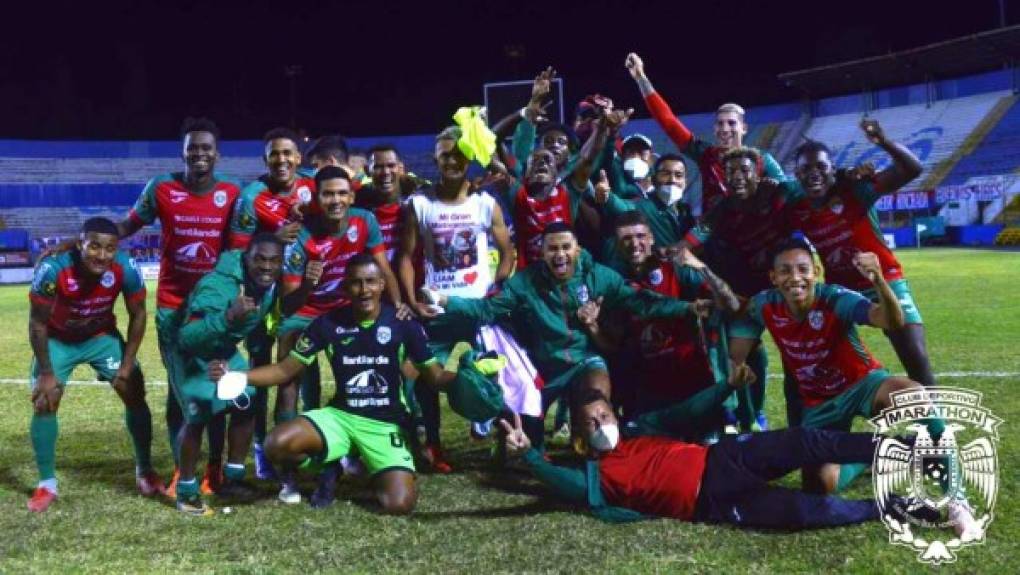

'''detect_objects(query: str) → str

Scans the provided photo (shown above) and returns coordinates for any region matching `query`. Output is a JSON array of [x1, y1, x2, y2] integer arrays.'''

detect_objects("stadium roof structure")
[[778, 25, 1020, 97]]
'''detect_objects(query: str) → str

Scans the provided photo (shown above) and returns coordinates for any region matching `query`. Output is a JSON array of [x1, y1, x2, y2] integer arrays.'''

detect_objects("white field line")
[[1, 371, 1018, 387]]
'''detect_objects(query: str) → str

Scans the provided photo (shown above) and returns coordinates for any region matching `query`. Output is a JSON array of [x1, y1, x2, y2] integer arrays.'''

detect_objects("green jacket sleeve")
[[599, 265, 691, 319], [763, 151, 786, 181], [444, 275, 523, 324], [603, 189, 636, 218], [511, 120, 536, 179], [178, 282, 245, 354], [523, 449, 587, 505]]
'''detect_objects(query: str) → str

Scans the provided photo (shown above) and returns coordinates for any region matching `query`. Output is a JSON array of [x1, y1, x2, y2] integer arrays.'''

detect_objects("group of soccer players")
[[25, 52, 982, 537]]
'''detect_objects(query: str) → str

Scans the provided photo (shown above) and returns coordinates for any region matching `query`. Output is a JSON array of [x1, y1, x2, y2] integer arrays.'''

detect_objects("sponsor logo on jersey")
[[347, 225, 359, 243], [830, 199, 844, 215], [335, 326, 360, 336], [376, 326, 391, 344], [66, 277, 79, 292], [314, 240, 334, 254], [170, 190, 189, 204], [214, 190, 228, 208], [648, 268, 664, 286], [808, 310, 824, 330], [42, 281, 56, 296], [176, 241, 215, 260], [100, 271, 115, 288]]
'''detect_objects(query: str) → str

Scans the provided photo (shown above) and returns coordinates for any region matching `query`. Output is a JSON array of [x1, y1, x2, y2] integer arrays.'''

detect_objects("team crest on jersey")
[[648, 268, 664, 286], [376, 326, 391, 345], [295, 334, 314, 354], [297, 185, 313, 204], [576, 284, 590, 304], [830, 199, 844, 215], [808, 310, 824, 330], [347, 225, 359, 243], [213, 190, 228, 208], [100, 271, 115, 288]]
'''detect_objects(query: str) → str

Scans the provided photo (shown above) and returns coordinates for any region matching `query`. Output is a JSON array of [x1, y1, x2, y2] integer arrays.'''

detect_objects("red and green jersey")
[[785, 179, 903, 291], [511, 180, 588, 269], [618, 260, 717, 410], [644, 92, 784, 216], [355, 185, 405, 263], [128, 172, 240, 310], [599, 435, 709, 520], [283, 208, 384, 318], [30, 250, 145, 343], [702, 187, 799, 297], [229, 175, 317, 250], [731, 283, 882, 408]]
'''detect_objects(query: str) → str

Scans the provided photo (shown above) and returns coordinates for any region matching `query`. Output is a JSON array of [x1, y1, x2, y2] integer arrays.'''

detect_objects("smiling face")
[[539, 130, 571, 169], [264, 137, 302, 187], [654, 158, 687, 190], [724, 155, 759, 200], [182, 131, 218, 179], [615, 223, 653, 269], [795, 148, 836, 199], [770, 248, 819, 311], [541, 231, 581, 282], [317, 176, 354, 223], [245, 241, 284, 291], [344, 261, 385, 318], [525, 149, 557, 187], [714, 110, 747, 149], [370, 149, 400, 198], [434, 138, 469, 182], [77, 231, 119, 277]]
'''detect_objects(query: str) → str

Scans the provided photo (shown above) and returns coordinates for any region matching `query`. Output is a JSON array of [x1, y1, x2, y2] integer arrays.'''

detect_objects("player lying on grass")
[[166, 233, 286, 515], [209, 254, 457, 514], [500, 389, 910, 529], [28, 217, 163, 512], [728, 238, 944, 493]]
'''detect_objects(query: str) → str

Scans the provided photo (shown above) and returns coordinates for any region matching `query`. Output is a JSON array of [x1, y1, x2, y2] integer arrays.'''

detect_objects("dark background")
[[1, 0, 1011, 139]]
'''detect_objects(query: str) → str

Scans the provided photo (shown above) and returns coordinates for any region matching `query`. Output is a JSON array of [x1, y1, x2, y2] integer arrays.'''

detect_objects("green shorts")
[[801, 369, 889, 431], [30, 333, 139, 388], [167, 348, 252, 425], [861, 278, 923, 325], [302, 407, 415, 475], [278, 314, 315, 338]]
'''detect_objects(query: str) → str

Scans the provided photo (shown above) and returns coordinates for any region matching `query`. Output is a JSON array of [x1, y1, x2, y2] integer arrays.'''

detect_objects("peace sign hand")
[[498, 412, 532, 456]]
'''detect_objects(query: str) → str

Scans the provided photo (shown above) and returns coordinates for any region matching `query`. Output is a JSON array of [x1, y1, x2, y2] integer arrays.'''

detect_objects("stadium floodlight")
[[483, 78, 565, 133]]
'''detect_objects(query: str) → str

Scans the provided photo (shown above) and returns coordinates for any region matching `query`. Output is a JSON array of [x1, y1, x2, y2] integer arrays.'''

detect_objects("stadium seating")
[[942, 96, 1020, 186]]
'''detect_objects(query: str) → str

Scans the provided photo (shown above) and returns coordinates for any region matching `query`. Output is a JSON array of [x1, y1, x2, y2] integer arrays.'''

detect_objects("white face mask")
[[623, 157, 650, 180], [656, 183, 685, 205], [589, 423, 620, 453], [217, 371, 252, 410]]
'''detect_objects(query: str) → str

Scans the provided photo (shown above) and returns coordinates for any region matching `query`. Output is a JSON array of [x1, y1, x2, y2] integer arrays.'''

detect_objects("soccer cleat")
[[176, 494, 214, 517], [254, 443, 277, 481], [423, 445, 453, 474], [339, 455, 365, 477], [278, 480, 302, 505], [470, 420, 493, 440], [166, 468, 180, 499], [27, 486, 58, 513], [201, 462, 223, 495], [885, 495, 941, 525], [948, 499, 983, 540], [216, 478, 259, 501], [136, 470, 168, 497], [310, 463, 341, 509], [754, 413, 769, 432]]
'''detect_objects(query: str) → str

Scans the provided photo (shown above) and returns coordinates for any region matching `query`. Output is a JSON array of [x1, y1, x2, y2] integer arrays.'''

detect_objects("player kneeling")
[[28, 218, 163, 512], [210, 254, 455, 514]]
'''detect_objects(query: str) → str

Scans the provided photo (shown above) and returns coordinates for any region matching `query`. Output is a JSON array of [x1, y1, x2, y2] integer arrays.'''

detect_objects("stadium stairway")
[[917, 94, 1019, 191]]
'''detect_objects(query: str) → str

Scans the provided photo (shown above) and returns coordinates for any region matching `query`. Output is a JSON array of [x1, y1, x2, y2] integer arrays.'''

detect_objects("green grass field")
[[1, 248, 1018, 574]]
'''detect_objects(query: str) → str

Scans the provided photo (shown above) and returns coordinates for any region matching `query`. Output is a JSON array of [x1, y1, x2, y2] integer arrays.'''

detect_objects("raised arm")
[[500, 414, 587, 505], [854, 252, 905, 330], [570, 107, 633, 191], [861, 119, 922, 193], [625, 52, 693, 151]]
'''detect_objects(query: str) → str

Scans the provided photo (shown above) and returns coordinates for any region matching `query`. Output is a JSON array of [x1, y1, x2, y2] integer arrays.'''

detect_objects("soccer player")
[[276, 166, 402, 499], [603, 211, 741, 439], [728, 238, 942, 493], [429, 223, 709, 450], [785, 119, 933, 388], [228, 127, 318, 479], [498, 390, 901, 529], [166, 233, 285, 515], [117, 117, 241, 494], [356, 144, 411, 263], [305, 134, 350, 172], [27, 218, 161, 512], [209, 254, 456, 513], [625, 52, 785, 218], [398, 126, 515, 472]]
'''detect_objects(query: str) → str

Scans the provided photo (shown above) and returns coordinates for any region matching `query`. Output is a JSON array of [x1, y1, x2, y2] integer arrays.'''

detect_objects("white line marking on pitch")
[[1, 372, 1017, 387]]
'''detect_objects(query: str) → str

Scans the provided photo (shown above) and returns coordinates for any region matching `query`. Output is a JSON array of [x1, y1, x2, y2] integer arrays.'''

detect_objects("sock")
[[177, 478, 199, 500], [124, 404, 153, 472], [166, 392, 183, 465], [224, 463, 245, 481], [38, 478, 58, 494], [30, 413, 59, 482], [836, 462, 868, 492]]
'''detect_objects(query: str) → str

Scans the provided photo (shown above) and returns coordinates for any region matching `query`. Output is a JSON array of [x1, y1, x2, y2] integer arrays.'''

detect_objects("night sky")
[[1, 0, 1009, 140]]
